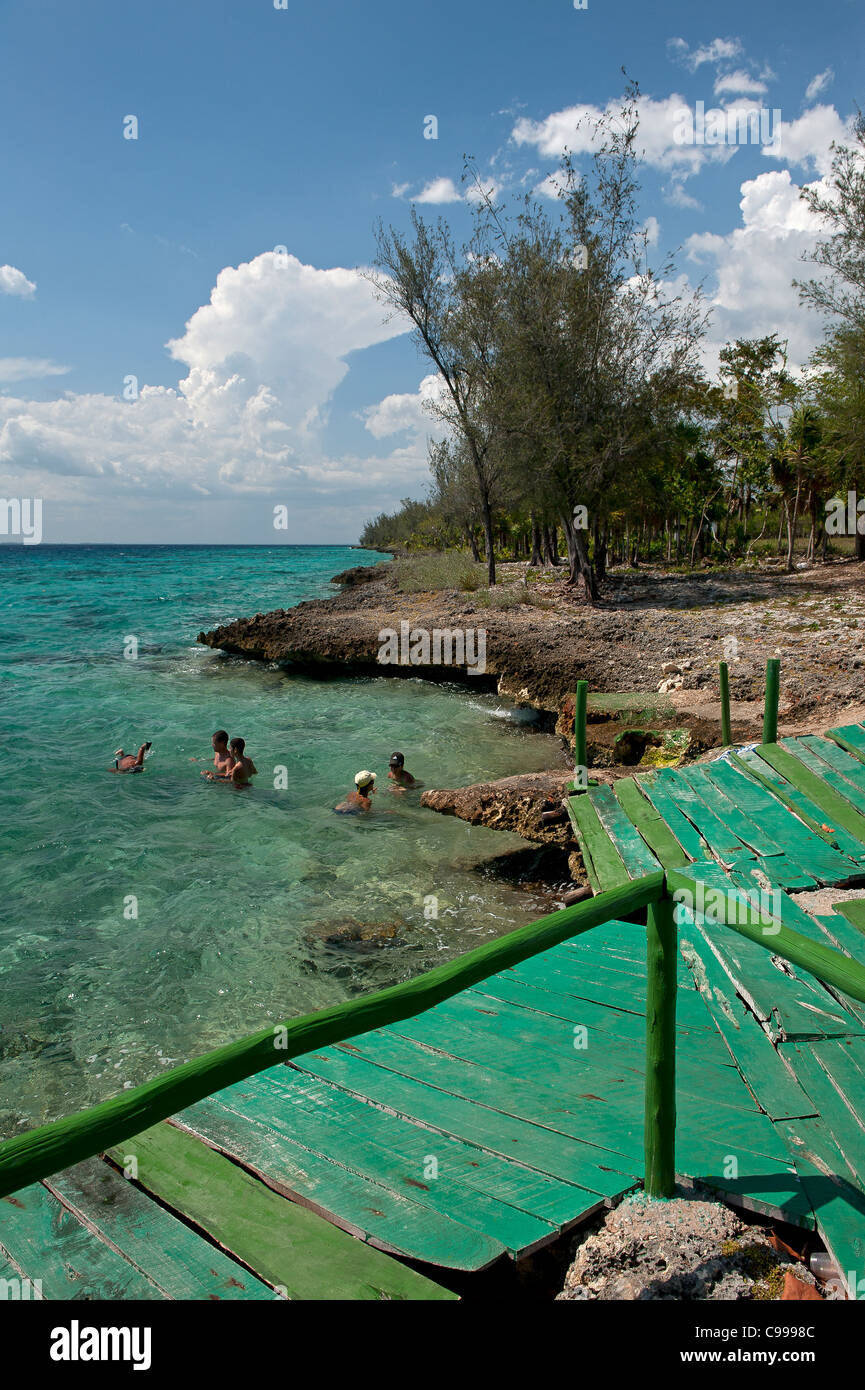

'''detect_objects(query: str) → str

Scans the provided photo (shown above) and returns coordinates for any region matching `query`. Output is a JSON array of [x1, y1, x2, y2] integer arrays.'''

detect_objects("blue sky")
[[1, 0, 862, 542]]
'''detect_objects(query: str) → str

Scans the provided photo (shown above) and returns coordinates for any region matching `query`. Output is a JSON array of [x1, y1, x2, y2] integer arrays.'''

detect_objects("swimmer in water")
[[112, 742, 152, 774], [334, 770, 377, 814], [228, 737, 257, 786], [201, 729, 234, 780], [387, 751, 422, 790]]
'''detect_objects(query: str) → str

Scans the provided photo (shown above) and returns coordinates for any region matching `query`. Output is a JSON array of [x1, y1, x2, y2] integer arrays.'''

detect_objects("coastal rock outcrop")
[[420, 771, 574, 846]]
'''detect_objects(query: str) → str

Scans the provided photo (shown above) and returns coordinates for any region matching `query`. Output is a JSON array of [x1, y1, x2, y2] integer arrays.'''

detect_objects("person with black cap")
[[387, 751, 421, 790]]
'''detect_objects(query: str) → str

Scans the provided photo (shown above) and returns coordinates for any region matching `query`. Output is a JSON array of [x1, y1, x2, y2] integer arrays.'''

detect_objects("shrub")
[[393, 551, 487, 594]]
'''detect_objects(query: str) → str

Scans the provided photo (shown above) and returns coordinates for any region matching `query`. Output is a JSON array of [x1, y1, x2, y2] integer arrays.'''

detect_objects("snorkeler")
[[228, 737, 257, 786], [334, 770, 377, 813], [387, 751, 421, 789], [112, 742, 152, 774]]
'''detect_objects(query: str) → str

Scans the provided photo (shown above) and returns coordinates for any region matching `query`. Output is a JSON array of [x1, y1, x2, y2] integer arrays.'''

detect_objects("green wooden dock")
[[3, 725, 865, 1298]]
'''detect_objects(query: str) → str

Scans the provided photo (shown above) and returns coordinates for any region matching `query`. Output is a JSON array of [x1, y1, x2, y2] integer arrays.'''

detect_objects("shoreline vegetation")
[[358, 95, 864, 604]]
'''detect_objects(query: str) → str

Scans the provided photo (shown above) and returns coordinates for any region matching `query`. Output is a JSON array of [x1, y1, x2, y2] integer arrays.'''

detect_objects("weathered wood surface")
[[4, 727, 865, 1294], [0, 872, 664, 1201], [561, 726, 865, 1290]]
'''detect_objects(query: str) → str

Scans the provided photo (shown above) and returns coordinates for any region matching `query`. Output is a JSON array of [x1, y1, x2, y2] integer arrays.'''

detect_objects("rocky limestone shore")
[[197, 557, 865, 864]]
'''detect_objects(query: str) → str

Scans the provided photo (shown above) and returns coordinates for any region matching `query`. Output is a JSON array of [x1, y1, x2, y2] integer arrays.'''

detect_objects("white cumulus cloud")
[[412, 177, 464, 204], [0, 251, 412, 512], [0, 265, 36, 297]]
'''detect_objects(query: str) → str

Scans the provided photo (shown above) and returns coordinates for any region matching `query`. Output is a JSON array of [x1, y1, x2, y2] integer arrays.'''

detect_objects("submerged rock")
[[306, 917, 406, 950]]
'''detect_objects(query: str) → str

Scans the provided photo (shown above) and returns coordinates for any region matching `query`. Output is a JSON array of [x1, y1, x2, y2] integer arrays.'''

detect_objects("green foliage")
[[357, 109, 865, 578]]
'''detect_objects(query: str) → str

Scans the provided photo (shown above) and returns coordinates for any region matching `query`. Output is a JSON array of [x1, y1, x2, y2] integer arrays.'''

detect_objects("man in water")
[[387, 751, 421, 790], [112, 742, 152, 774], [334, 770, 377, 813], [228, 737, 257, 786], [202, 729, 233, 780]]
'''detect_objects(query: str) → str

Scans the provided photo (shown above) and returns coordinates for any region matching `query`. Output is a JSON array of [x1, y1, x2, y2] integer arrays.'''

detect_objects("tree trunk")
[[466, 528, 480, 563], [786, 478, 801, 573], [544, 524, 560, 566], [481, 497, 496, 586], [530, 515, 542, 567], [561, 511, 597, 602], [596, 523, 608, 583]]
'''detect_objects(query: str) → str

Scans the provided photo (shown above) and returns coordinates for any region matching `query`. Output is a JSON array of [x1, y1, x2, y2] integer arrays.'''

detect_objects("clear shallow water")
[[0, 545, 560, 1132]]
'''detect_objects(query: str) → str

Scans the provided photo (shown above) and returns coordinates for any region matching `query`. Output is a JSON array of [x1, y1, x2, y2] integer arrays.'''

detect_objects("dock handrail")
[[0, 873, 663, 1199], [2, 867, 864, 1205]]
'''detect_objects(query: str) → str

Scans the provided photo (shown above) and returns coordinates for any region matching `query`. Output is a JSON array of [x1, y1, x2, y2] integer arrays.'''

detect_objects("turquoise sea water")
[[0, 545, 560, 1133]]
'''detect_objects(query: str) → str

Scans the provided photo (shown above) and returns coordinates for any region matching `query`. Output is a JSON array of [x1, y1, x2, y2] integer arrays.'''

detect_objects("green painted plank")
[[677, 917, 817, 1122], [826, 724, 865, 763], [670, 862, 853, 1040], [727, 867, 865, 1032], [781, 737, 865, 821], [636, 773, 709, 862], [566, 795, 630, 891], [741, 746, 865, 860], [390, 987, 759, 1117], [194, 1071, 563, 1256], [781, 1044, 865, 1192], [292, 1045, 638, 1196], [689, 765, 793, 861], [729, 852, 817, 892], [612, 778, 689, 869], [469, 971, 711, 1042], [833, 899, 865, 935], [799, 736, 865, 798], [653, 767, 753, 863], [807, 909, 865, 963], [247, 1068, 585, 1229], [669, 863, 865, 1016], [46, 1158, 276, 1300], [292, 1034, 803, 1217], [176, 1097, 507, 1272], [780, 1116, 865, 1287], [704, 758, 856, 883], [0, 1182, 167, 1300], [186, 1106, 486, 1268], [108, 1121, 458, 1296], [587, 784, 662, 878]]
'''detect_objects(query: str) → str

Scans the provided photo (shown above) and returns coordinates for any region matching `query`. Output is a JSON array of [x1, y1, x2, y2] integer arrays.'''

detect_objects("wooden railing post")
[[575, 680, 588, 786], [719, 660, 732, 747], [644, 892, 677, 1198], [763, 658, 780, 744]]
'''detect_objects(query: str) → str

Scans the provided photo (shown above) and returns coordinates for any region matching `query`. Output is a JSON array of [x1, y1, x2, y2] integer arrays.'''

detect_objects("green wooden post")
[[763, 658, 780, 744], [575, 681, 588, 788], [719, 661, 732, 747], [644, 893, 677, 1198]]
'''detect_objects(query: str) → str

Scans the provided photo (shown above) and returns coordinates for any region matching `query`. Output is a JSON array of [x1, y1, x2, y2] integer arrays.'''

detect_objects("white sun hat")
[[354, 770, 376, 788]]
